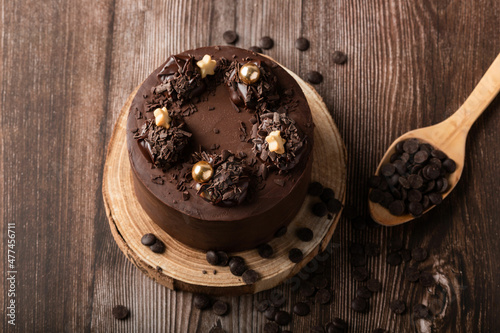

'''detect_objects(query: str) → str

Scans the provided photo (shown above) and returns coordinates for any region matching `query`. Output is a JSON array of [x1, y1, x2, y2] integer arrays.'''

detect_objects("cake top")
[[127, 46, 314, 220]]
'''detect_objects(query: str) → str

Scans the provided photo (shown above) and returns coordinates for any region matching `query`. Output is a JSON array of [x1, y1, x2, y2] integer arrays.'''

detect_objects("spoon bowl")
[[370, 53, 500, 226]]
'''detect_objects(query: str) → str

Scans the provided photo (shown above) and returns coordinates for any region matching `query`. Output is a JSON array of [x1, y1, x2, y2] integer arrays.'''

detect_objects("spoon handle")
[[445, 52, 500, 131]]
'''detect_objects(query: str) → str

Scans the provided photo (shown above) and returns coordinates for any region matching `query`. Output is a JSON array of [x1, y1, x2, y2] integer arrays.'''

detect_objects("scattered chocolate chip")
[[296, 227, 314, 242], [258, 243, 274, 258], [288, 248, 303, 263], [275, 310, 291, 325], [213, 128, 220, 134], [295, 37, 310, 51], [366, 278, 382, 292], [351, 296, 368, 312], [306, 71, 323, 84], [388, 237, 403, 252], [332, 51, 347, 64], [350, 253, 367, 267], [212, 301, 229, 316], [400, 249, 412, 262], [270, 292, 286, 307], [293, 302, 310, 316], [259, 36, 274, 49], [216, 251, 229, 266], [248, 46, 263, 53], [150, 239, 165, 253], [274, 226, 287, 238], [242, 269, 260, 285], [387, 252, 402, 266], [419, 271, 435, 287], [326, 317, 348, 333], [356, 286, 372, 299], [256, 299, 271, 312], [141, 233, 157, 246], [206, 251, 219, 265], [264, 306, 278, 320], [300, 281, 316, 297], [112, 305, 129, 320], [312, 202, 328, 217], [353, 267, 369, 281], [320, 188, 335, 203], [390, 299, 406, 315], [193, 294, 211, 310], [264, 322, 279, 333], [326, 198, 342, 213], [308, 181, 324, 196], [411, 247, 428, 262], [413, 304, 430, 319], [315, 288, 331, 304], [223, 30, 238, 44], [229, 256, 247, 276], [311, 325, 325, 333], [312, 275, 329, 289], [202, 270, 207, 274]]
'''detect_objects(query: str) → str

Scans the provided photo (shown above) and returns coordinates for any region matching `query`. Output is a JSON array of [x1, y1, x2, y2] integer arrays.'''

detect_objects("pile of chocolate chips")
[[369, 138, 456, 217]]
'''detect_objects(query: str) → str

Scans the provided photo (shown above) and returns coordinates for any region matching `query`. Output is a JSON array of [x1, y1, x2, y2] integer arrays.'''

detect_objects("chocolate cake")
[[126, 46, 314, 251]]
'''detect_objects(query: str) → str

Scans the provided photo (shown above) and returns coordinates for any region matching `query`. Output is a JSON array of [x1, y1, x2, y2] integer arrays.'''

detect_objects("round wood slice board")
[[102, 68, 347, 296]]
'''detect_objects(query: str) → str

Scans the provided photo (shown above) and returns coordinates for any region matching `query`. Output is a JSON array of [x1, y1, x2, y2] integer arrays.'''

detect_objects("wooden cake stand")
[[102, 70, 347, 295]]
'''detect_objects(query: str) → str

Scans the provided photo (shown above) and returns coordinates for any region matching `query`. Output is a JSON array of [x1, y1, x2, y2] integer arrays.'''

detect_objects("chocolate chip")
[[388, 237, 403, 252], [193, 294, 211, 310], [274, 226, 287, 238], [308, 181, 324, 196], [389, 200, 405, 216], [275, 310, 291, 325], [369, 189, 384, 203], [288, 248, 303, 263], [408, 202, 424, 217], [112, 305, 129, 320], [365, 243, 380, 256], [212, 301, 229, 316], [366, 278, 382, 292], [259, 36, 274, 49], [223, 30, 238, 44], [312, 275, 329, 289], [405, 266, 421, 282], [353, 267, 369, 281], [442, 158, 456, 173], [389, 299, 406, 315], [332, 51, 347, 64], [327, 317, 348, 332], [206, 251, 219, 265], [270, 292, 287, 307], [256, 299, 270, 312], [351, 296, 368, 312], [428, 192, 442, 205], [311, 202, 328, 217], [264, 322, 279, 333], [242, 269, 260, 285], [264, 306, 278, 320], [315, 288, 331, 304], [150, 239, 165, 253], [411, 247, 428, 262], [400, 249, 412, 262], [293, 302, 310, 316], [381, 164, 396, 177], [296, 227, 314, 242], [419, 271, 435, 287], [258, 243, 274, 258], [403, 139, 419, 154], [407, 189, 423, 202], [414, 150, 429, 164], [356, 286, 372, 299], [413, 304, 430, 319], [213, 128, 220, 134], [248, 46, 263, 53], [431, 149, 447, 160], [300, 281, 316, 297], [216, 251, 229, 266], [320, 188, 335, 202], [141, 233, 157, 246], [327, 198, 342, 213], [306, 71, 323, 84], [295, 37, 310, 51], [387, 252, 402, 266], [229, 256, 247, 276]]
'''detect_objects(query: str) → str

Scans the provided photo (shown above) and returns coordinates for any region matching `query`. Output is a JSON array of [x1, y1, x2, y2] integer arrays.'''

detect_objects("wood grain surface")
[[1, 0, 499, 332]]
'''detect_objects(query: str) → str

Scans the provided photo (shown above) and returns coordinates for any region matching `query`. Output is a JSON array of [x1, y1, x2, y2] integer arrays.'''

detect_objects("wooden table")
[[2, 1, 499, 332]]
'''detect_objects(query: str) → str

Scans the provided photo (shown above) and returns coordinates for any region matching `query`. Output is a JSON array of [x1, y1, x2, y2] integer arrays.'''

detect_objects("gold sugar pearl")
[[192, 161, 214, 183], [239, 63, 261, 85]]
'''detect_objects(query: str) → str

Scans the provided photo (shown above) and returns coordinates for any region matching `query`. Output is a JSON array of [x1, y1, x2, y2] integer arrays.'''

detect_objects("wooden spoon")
[[370, 53, 500, 226]]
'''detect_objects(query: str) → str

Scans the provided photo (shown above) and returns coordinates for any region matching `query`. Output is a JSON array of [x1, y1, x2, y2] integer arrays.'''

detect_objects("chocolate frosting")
[[126, 46, 314, 251]]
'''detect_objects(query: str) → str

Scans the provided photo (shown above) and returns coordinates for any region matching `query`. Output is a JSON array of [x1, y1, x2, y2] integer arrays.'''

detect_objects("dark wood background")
[[2, 0, 499, 332]]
